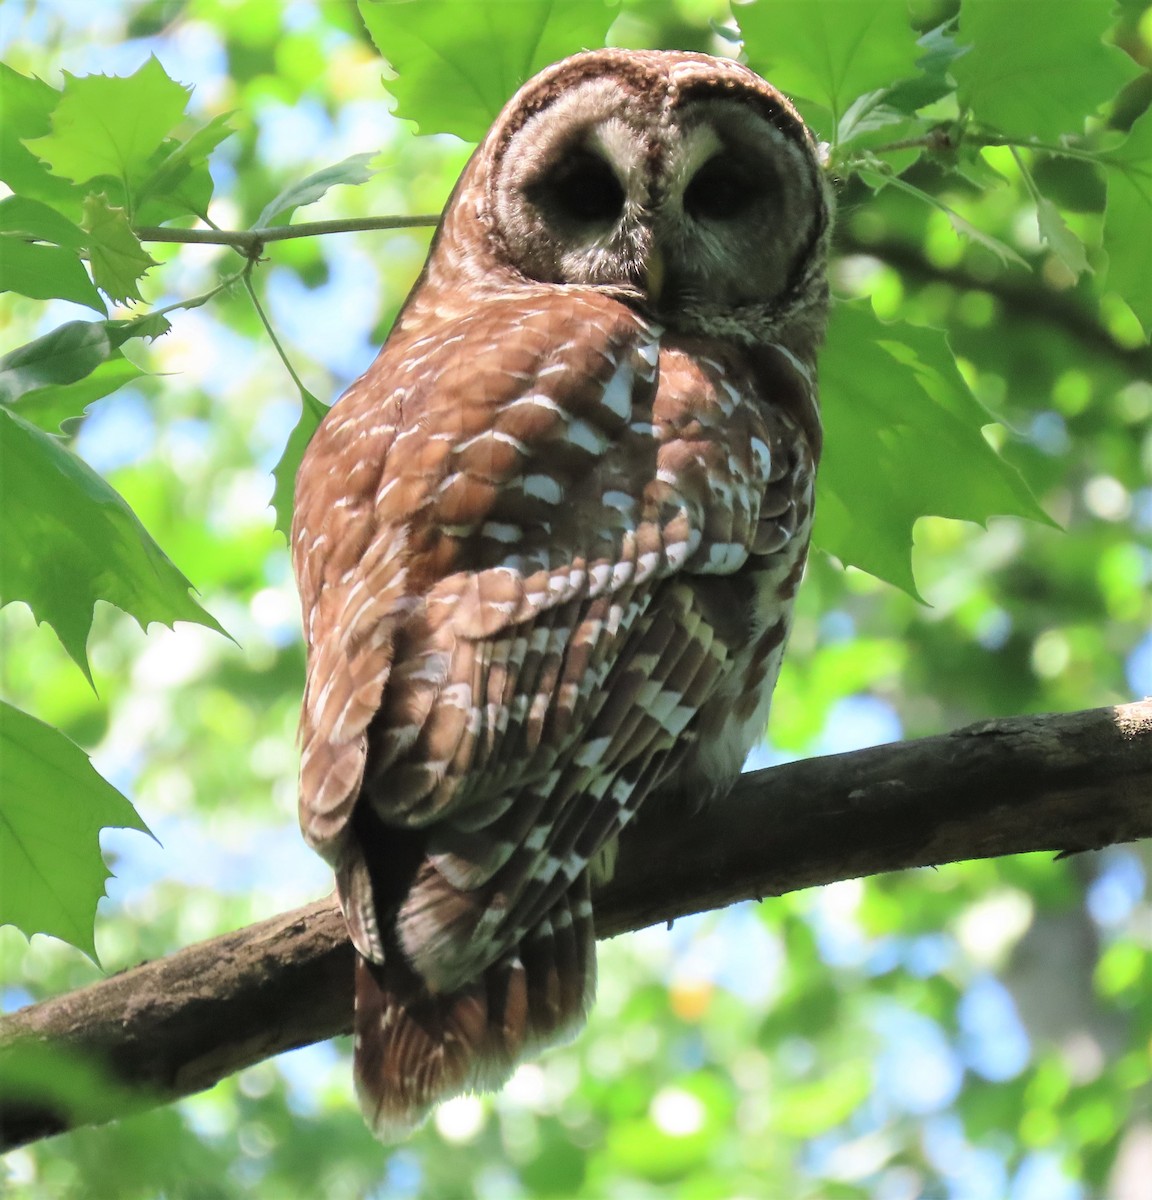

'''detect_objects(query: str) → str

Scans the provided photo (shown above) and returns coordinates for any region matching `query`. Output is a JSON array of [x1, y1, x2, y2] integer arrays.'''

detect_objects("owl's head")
[[433, 49, 831, 340]]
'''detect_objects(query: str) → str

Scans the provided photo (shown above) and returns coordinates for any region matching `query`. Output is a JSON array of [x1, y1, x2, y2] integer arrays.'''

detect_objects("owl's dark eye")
[[532, 149, 625, 225], [684, 156, 762, 221]]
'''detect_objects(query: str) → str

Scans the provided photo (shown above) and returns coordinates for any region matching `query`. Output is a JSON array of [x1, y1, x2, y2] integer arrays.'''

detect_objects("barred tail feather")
[[353, 888, 595, 1141]]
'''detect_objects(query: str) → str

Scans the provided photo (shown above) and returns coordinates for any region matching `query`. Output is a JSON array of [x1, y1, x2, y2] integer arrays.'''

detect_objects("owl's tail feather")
[[352, 888, 595, 1141]]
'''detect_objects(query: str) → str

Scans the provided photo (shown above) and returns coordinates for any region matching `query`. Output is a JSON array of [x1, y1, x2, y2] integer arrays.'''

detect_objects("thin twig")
[[134, 215, 441, 252], [865, 127, 1118, 168]]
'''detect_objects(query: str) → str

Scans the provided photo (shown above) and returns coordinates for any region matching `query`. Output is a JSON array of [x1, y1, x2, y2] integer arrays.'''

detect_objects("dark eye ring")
[[528, 148, 625, 226], [684, 156, 763, 221]]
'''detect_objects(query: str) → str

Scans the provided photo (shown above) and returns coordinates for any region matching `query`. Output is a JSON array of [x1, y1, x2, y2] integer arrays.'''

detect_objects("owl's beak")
[[645, 248, 666, 305]]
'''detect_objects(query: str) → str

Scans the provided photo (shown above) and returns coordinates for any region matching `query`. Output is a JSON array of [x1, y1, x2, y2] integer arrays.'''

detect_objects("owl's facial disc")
[[489, 69, 826, 325]]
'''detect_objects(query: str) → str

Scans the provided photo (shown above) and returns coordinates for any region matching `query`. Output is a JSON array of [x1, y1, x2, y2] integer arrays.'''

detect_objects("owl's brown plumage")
[[292, 48, 831, 1137]]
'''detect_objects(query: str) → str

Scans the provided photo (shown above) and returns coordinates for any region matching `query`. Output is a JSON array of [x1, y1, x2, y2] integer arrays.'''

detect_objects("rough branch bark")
[[2, 700, 1149, 1149]]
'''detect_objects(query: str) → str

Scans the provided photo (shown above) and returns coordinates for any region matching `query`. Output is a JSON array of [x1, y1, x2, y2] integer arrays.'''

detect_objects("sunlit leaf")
[[255, 152, 377, 228], [109, 312, 173, 344], [82, 193, 159, 303], [739, 0, 921, 127], [814, 301, 1051, 596], [358, 0, 620, 141], [270, 389, 329, 538], [23, 55, 191, 190], [0, 406, 228, 683], [135, 111, 235, 221], [885, 21, 964, 114], [1103, 108, 1152, 335], [0, 63, 78, 210], [952, 143, 1011, 191], [952, 0, 1140, 141], [1035, 193, 1091, 277], [0, 700, 151, 961]]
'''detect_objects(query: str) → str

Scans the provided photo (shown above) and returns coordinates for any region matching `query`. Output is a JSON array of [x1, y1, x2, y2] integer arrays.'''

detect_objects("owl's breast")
[[653, 339, 818, 801], [678, 492, 813, 800]]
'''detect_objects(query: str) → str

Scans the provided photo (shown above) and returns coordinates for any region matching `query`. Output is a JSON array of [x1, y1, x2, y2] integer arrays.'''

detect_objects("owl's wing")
[[293, 291, 658, 861], [293, 290, 805, 979]]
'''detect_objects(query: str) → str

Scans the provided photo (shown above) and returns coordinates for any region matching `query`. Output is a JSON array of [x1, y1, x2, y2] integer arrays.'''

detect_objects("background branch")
[[2, 700, 1149, 1150], [838, 230, 1152, 375]]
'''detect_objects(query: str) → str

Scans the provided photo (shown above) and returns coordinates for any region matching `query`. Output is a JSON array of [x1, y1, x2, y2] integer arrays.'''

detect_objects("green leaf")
[[270, 389, 329, 538], [255, 152, 377, 229], [814, 300, 1051, 596], [951, 142, 1011, 191], [1035, 193, 1091, 277], [135, 111, 235, 221], [108, 311, 173, 344], [0, 237, 106, 312], [738, 0, 921, 128], [952, 0, 1140, 141], [0, 321, 116, 404], [358, 0, 620, 141], [1103, 108, 1152, 335], [0, 194, 87, 249], [12, 357, 147, 433], [837, 90, 922, 147], [0, 64, 79, 211], [82, 193, 159, 303], [24, 55, 192, 192], [834, 90, 928, 176], [885, 21, 964, 114], [0, 406, 228, 683], [0, 700, 151, 961]]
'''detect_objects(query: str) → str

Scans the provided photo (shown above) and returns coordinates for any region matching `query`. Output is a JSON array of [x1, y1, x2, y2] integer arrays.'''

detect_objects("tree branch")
[[2, 700, 1149, 1149]]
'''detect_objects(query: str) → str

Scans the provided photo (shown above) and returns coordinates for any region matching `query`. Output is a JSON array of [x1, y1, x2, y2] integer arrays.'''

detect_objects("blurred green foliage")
[[0, 1, 1149, 1197]]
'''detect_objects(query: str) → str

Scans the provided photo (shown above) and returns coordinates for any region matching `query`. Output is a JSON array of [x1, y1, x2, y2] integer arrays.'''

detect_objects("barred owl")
[[293, 48, 831, 1138]]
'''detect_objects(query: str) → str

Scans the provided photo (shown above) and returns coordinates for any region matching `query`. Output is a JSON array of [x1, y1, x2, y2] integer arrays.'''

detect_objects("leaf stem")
[[1007, 145, 1043, 204], [241, 264, 309, 401], [867, 170, 1029, 267], [144, 265, 250, 321]]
